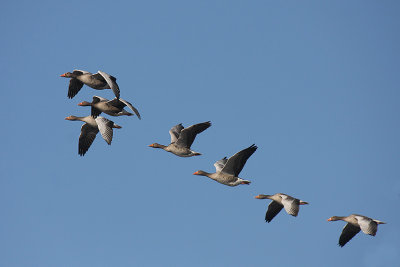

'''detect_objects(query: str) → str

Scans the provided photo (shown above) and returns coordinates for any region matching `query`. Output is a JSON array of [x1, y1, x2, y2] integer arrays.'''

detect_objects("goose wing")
[[355, 215, 378, 236], [68, 78, 84, 99], [281, 195, 300, 217], [97, 70, 120, 99], [214, 157, 228, 172], [95, 117, 114, 145], [169, 123, 184, 143], [265, 201, 284, 223], [221, 144, 257, 176], [175, 121, 211, 148], [79, 123, 98, 156], [108, 98, 141, 119], [119, 98, 141, 119], [339, 223, 361, 247]]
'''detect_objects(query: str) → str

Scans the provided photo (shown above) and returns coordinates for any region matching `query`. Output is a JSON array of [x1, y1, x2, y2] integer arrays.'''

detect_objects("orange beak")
[[77, 102, 84, 106], [65, 116, 71, 120], [193, 171, 199, 175], [60, 73, 66, 77], [327, 218, 332, 221], [254, 195, 261, 199], [148, 144, 154, 147]]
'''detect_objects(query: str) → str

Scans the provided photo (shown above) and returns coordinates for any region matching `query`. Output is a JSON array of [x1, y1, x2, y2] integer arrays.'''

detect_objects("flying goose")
[[149, 121, 211, 157], [327, 214, 386, 247], [78, 96, 141, 119], [65, 115, 121, 156], [255, 193, 308, 222], [60, 70, 120, 99], [193, 144, 257, 186]]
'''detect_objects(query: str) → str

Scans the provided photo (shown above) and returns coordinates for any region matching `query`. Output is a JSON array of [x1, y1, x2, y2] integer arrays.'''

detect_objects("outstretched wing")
[[265, 201, 284, 223], [97, 70, 120, 99], [175, 121, 211, 148], [108, 98, 141, 119], [221, 144, 257, 176], [339, 223, 361, 247], [214, 157, 228, 172], [79, 123, 98, 156], [169, 123, 184, 143], [119, 98, 141, 119], [281, 195, 300, 217], [355, 216, 378, 236], [68, 78, 84, 99], [95, 117, 114, 145]]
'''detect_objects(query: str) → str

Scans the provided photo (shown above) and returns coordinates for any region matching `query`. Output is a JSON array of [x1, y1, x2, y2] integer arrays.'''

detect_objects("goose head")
[[65, 115, 79, 121], [60, 72, 74, 78], [78, 101, 92, 106]]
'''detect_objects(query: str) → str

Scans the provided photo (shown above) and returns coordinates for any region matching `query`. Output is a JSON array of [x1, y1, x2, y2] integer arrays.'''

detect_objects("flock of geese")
[[61, 69, 386, 247], [61, 70, 141, 156]]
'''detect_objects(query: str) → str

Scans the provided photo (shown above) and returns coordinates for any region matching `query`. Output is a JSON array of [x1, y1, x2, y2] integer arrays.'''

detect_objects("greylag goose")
[[255, 193, 308, 222], [148, 121, 211, 157], [327, 214, 386, 247], [193, 144, 257, 186], [65, 115, 122, 156], [78, 96, 141, 119], [60, 70, 120, 99]]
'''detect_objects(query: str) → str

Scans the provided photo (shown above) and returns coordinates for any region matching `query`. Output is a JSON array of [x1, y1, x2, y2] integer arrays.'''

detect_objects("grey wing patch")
[[214, 157, 228, 172], [281, 195, 300, 217], [356, 216, 378, 236], [68, 78, 84, 99], [175, 121, 211, 148], [221, 144, 257, 176], [169, 123, 184, 143], [119, 98, 141, 119], [79, 123, 98, 156], [95, 117, 114, 145], [265, 201, 284, 223], [339, 223, 361, 247], [97, 70, 120, 99]]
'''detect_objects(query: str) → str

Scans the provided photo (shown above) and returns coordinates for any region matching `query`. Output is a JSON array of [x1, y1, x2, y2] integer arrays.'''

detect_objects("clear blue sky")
[[1, 1, 399, 266]]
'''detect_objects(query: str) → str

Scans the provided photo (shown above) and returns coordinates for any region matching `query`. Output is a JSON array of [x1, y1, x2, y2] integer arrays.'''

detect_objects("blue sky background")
[[1, 1, 399, 266]]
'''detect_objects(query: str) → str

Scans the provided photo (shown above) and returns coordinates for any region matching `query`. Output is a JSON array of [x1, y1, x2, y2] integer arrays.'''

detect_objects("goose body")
[[78, 96, 141, 119], [327, 214, 386, 247], [193, 144, 257, 186], [149, 121, 211, 157], [255, 193, 308, 222], [65, 115, 121, 156], [61, 70, 120, 99]]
